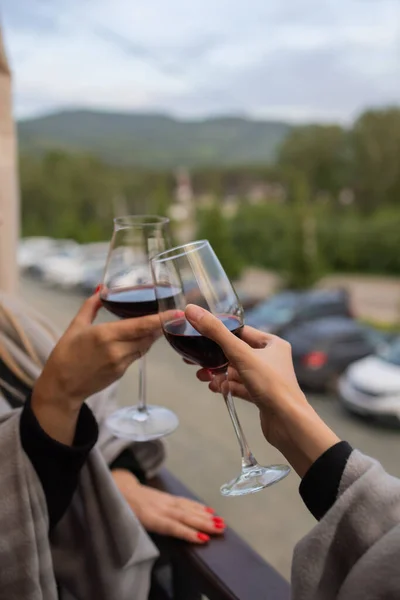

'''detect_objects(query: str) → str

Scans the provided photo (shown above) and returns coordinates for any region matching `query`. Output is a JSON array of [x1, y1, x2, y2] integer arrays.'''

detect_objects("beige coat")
[[0, 293, 165, 599]]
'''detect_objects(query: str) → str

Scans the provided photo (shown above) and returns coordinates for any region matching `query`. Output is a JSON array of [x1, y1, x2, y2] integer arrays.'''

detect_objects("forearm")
[[111, 469, 141, 496], [272, 399, 340, 479]]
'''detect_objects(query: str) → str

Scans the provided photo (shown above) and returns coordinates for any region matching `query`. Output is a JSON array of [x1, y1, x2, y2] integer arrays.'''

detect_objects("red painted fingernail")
[[213, 517, 224, 524], [197, 533, 210, 542], [95, 284, 101, 293], [214, 522, 225, 529], [205, 507, 215, 514]]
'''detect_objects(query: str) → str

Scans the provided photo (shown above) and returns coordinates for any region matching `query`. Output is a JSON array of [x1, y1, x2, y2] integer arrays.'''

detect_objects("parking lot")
[[22, 275, 400, 581]]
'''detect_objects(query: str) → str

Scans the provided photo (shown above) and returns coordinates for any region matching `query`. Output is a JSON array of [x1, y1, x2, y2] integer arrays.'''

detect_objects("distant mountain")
[[17, 109, 291, 168]]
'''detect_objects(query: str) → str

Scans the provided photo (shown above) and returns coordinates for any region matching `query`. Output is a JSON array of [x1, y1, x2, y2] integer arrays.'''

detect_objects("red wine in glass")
[[102, 284, 180, 319], [164, 315, 243, 371]]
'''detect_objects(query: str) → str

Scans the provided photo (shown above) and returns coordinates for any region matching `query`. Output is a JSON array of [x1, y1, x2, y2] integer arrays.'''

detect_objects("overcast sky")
[[1, 0, 399, 122]]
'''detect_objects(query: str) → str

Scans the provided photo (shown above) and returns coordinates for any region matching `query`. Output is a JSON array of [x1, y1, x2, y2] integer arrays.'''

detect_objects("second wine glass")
[[152, 240, 290, 496], [100, 215, 179, 441]]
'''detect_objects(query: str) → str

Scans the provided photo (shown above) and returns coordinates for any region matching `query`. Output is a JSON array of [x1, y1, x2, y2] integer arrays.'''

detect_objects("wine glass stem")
[[220, 371, 257, 470], [138, 355, 148, 414]]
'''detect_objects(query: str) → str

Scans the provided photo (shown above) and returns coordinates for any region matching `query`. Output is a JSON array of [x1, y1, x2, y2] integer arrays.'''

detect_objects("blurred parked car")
[[18, 237, 54, 271], [25, 239, 82, 280], [35, 240, 108, 290], [283, 317, 389, 390], [339, 337, 400, 424], [39, 243, 84, 288], [245, 289, 352, 334]]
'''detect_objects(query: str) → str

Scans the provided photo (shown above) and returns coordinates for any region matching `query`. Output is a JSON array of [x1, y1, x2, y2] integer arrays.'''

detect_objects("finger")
[[157, 517, 212, 544], [167, 497, 223, 527], [185, 305, 253, 365], [197, 365, 240, 384], [224, 382, 250, 401], [111, 314, 162, 341], [196, 368, 213, 382], [70, 293, 102, 328], [208, 379, 250, 401], [240, 326, 276, 349], [107, 334, 157, 357], [127, 334, 158, 353], [169, 507, 225, 535], [119, 337, 156, 365], [160, 309, 185, 322], [177, 497, 217, 516]]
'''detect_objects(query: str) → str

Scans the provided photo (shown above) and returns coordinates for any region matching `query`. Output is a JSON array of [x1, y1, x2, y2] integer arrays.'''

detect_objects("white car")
[[18, 237, 54, 271], [339, 337, 400, 424], [39, 243, 84, 288]]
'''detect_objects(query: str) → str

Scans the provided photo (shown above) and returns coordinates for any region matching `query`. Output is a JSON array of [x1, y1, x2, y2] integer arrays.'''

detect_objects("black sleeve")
[[20, 394, 99, 531], [109, 448, 147, 484], [299, 441, 353, 521]]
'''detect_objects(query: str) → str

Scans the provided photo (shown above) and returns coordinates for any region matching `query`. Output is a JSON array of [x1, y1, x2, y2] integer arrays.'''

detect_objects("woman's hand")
[[185, 305, 340, 477], [32, 293, 161, 444], [112, 470, 225, 544]]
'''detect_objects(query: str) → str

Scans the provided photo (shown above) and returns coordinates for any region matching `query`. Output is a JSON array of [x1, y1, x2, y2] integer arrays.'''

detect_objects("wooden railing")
[[148, 469, 291, 600]]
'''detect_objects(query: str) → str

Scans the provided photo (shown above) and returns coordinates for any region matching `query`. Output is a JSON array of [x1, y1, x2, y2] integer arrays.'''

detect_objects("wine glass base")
[[106, 405, 179, 442], [220, 464, 290, 497]]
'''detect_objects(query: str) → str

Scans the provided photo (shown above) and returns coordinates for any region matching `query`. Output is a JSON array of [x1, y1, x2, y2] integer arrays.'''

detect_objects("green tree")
[[277, 124, 350, 199], [350, 107, 400, 212], [231, 201, 289, 271], [284, 175, 322, 289]]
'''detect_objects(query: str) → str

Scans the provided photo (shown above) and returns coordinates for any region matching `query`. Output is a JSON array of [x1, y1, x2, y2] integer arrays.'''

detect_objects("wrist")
[[111, 470, 141, 502], [31, 380, 84, 446], [33, 372, 84, 414], [264, 396, 340, 478]]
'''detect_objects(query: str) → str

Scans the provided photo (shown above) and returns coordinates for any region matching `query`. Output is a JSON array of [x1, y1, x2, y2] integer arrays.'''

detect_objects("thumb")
[[185, 305, 252, 365], [70, 293, 102, 328]]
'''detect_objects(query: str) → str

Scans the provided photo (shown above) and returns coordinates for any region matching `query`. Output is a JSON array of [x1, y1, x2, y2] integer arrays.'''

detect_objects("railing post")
[[0, 26, 20, 295]]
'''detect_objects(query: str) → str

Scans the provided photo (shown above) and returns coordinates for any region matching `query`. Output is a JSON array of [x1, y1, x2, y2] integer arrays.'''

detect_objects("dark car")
[[245, 289, 352, 334], [283, 317, 389, 390]]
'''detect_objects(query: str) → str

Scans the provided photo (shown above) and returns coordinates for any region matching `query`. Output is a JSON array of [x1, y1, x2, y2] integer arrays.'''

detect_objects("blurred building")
[[168, 166, 288, 239], [339, 188, 355, 206], [169, 167, 195, 242]]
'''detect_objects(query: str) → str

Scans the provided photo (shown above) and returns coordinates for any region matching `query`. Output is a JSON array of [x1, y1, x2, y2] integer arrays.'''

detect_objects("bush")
[[220, 202, 400, 281]]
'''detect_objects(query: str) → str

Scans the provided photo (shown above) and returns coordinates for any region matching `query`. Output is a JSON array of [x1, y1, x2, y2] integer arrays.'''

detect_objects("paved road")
[[22, 277, 400, 580]]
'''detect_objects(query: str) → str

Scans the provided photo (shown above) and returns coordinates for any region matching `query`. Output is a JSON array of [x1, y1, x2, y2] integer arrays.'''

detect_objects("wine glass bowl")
[[153, 240, 244, 373], [100, 215, 179, 441], [101, 215, 169, 317], [152, 240, 290, 496]]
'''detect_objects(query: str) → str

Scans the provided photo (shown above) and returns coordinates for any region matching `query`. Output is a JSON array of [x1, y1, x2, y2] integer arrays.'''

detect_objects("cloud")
[[1, 0, 58, 34], [1, 0, 399, 121], [92, 25, 222, 76]]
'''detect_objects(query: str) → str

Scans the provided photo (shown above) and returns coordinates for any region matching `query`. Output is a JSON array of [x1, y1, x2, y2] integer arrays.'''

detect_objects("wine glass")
[[100, 215, 179, 441], [151, 240, 290, 496]]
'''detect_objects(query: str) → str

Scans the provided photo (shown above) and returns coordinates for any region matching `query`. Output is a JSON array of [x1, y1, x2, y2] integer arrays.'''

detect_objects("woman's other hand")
[[112, 470, 225, 544]]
